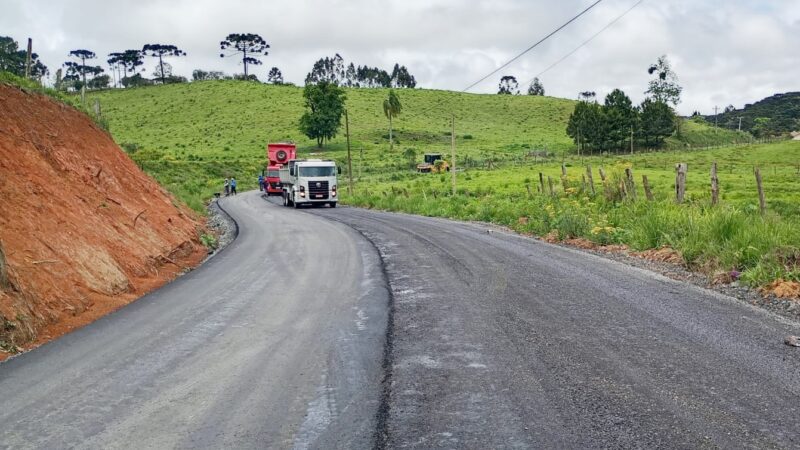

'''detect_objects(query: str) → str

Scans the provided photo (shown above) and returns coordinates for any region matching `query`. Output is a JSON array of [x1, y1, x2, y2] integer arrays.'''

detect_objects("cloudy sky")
[[2, 0, 798, 115]]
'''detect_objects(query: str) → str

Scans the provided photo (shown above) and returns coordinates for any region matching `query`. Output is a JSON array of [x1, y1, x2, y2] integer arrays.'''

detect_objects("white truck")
[[279, 159, 340, 208]]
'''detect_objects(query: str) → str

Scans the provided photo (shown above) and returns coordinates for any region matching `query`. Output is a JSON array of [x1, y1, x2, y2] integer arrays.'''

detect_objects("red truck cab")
[[265, 143, 297, 196]]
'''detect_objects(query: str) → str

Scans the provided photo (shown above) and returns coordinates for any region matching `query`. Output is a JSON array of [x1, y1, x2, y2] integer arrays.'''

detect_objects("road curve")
[[0, 191, 389, 449], [305, 202, 800, 449]]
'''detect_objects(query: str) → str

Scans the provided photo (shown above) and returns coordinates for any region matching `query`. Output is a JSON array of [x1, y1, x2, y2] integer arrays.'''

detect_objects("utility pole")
[[24, 38, 32, 79], [345, 109, 354, 195], [713, 105, 719, 132], [630, 125, 634, 155], [738, 116, 743, 132], [451, 114, 456, 196]]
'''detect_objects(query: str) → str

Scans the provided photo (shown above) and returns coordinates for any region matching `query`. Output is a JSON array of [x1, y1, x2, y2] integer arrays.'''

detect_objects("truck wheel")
[[293, 193, 300, 209], [330, 202, 337, 208]]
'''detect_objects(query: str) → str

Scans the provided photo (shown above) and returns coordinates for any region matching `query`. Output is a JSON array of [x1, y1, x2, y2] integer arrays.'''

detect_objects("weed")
[[200, 233, 218, 250]]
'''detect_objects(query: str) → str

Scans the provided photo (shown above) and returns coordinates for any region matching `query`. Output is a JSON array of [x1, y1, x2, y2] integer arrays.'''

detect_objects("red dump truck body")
[[266, 143, 296, 195]]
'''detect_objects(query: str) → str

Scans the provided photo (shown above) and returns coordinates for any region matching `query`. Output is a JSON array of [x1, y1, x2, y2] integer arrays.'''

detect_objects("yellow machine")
[[416, 153, 450, 173]]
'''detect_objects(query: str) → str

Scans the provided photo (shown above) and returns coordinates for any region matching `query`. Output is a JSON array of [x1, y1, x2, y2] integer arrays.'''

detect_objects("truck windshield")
[[299, 166, 336, 177], [267, 170, 279, 177]]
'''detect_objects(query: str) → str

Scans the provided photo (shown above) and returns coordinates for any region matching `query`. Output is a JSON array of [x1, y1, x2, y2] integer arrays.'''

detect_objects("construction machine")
[[416, 153, 450, 173]]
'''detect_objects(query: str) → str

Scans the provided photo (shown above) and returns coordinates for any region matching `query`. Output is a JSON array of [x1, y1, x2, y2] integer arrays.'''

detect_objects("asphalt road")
[[0, 192, 389, 449], [306, 200, 800, 449], [3, 191, 800, 449]]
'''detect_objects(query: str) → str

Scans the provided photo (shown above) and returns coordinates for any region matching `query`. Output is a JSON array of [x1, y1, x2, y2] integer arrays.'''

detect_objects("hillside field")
[[88, 81, 750, 211], [88, 81, 800, 289]]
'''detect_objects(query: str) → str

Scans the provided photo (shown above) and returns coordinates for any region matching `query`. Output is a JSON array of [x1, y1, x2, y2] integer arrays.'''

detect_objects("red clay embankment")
[[0, 84, 207, 360]]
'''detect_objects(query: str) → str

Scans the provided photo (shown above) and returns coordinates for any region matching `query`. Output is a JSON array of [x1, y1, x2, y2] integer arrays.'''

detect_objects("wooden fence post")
[[547, 176, 555, 197], [586, 165, 595, 195], [625, 168, 637, 201], [642, 175, 654, 201], [755, 167, 766, 215], [561, 164, 568, 189], [539, 172, 545, 195], [675, 163, 687, 203], [710, 162, 719, 206], [581, 174, 587, 193], [525, 184, 532, 198]]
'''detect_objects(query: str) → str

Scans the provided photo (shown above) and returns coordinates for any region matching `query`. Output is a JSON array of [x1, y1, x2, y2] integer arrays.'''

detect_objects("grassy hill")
[[88, 81, 746, 210], [707, 91, 800, 135], [86, 80, 800, 289]]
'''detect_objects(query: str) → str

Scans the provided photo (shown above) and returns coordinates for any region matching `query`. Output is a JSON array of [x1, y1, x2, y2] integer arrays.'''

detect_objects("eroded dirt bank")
[[0, 84, 206, 359]]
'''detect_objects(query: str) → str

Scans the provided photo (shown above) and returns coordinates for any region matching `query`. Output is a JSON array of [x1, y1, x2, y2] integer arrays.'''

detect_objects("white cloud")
[[1, 0, 797, 115]]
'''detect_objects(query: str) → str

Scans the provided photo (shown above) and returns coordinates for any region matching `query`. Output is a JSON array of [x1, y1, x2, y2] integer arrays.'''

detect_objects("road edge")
[[0, 200, 242, 365]]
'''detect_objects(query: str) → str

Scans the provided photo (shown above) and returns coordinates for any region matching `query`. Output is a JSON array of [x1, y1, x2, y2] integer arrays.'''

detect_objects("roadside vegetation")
[[343, 140, 800, 289]]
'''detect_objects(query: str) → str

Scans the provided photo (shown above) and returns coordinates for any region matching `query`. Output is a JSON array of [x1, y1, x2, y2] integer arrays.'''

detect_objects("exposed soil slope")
[[0, 84, 206, 359]]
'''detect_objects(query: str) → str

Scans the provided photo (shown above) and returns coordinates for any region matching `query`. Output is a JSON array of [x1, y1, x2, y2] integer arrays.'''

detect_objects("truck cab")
[[279, 159, 340, 208], [265, 165, 282, 195]]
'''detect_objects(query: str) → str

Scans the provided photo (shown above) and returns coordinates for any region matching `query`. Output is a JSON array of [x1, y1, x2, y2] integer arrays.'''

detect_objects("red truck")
[[265, 143, 296, 195]]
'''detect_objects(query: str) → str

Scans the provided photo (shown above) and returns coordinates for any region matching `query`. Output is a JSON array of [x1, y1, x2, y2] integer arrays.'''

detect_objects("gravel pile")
[[206, 199, 237, 256]]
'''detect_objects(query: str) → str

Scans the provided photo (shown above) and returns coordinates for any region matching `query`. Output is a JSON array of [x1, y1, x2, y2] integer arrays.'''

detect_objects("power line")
[[463, 0, 604, 92], [522, 0, 645, 88]]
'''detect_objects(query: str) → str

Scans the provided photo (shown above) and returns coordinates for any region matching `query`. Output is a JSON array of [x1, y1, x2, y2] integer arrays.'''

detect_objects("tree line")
[[0, 34, 419, 92], [565, 55, 681, 152], [304, 53, 416, 88]]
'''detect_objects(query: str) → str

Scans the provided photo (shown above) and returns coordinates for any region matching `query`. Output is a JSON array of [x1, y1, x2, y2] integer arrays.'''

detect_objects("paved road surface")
[[0, 192, 389, 449], [307, 199, 800, 449], [3, 191, 799, 449]]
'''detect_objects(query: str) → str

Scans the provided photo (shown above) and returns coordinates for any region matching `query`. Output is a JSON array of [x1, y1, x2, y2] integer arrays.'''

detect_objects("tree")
[[639, 99, 675, 146], [390, 64, 417, 88], [383, 90, 402, 151], [646, 55, 682, 106], [152, 61, 173, 80], [527, 77, 545, 96], [344, 63, 357, 87], [267, 67, 283, 84], [192, 69, 225, 81], [121, 73, 152, 88], [752, 117, 772, 138], [220, 33, 270, 77], [403, 148, 417, 169], [579, 91, 596, 102], [233, 73, 259, 81], [54, 68, 63, 90], [567, 100, 603, 153], [107, 53, 126, 88], [603, 89, 635, 149], [299, 81, 346, 147], [355, 65, 391, 88], [64, 50, 104, 91], [142, 44, 186, 85], [356, 65, 390, 88], [87, 74, 110, 89], [0, 36, 48, 80], [305, 54, 346, 85], [109, 50, 145, 84], [498, 75, 519, 95]]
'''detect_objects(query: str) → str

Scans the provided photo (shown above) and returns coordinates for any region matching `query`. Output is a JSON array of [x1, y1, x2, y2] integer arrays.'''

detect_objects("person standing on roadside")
[[224, 177, 230, 196], [230, 177, 238, 196], [258, 174, 264, 192]]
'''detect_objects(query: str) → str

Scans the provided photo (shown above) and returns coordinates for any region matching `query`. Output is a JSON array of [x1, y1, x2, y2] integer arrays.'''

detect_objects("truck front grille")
[[308, 180, 329, 199]]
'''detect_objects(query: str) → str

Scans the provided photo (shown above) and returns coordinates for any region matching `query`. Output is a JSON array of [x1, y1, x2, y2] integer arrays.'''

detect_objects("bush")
[[121, 142, 140, 154]]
